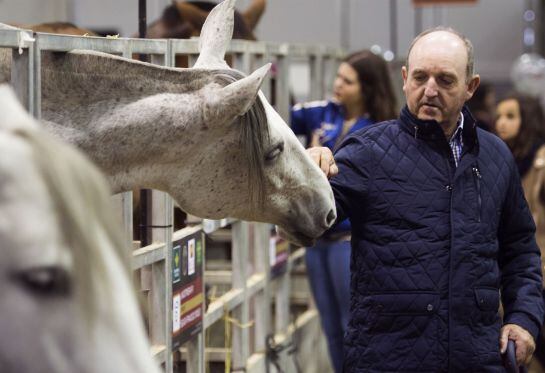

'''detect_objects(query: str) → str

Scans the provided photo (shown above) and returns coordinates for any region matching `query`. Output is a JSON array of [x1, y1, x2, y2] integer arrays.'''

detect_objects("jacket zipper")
[[472, 166, 482, 222], [443, 148, 454, 372]]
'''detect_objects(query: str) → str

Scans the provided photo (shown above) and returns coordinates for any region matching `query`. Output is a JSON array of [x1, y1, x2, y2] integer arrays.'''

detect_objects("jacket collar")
[[399, 105, 479, 154]]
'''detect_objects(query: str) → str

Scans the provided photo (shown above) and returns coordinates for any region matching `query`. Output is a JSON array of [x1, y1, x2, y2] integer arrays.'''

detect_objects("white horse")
[[0, 85, 160, 373], [0, 0, 336, 246]]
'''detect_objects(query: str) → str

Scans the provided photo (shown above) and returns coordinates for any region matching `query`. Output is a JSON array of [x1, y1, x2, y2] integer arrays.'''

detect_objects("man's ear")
[[466, 74, 480, 100], [401, 66, 408, 91]]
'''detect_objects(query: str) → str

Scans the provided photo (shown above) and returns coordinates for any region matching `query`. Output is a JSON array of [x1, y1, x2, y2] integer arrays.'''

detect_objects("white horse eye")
[[265, 142, 284, 162], [15, 267, 72, 297]]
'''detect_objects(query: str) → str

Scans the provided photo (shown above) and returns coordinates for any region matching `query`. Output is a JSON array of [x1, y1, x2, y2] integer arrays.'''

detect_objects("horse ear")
[[194, 0, 235, 69], [204, 63, 271, 123], [175, 3, 209, 31], [241, 0, 266, 31]]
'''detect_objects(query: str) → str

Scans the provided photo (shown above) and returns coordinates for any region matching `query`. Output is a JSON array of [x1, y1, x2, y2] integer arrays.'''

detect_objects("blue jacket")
[[331, 106, 544, 372], [291, 100, 373, 150], [291, 100, 373, 235]]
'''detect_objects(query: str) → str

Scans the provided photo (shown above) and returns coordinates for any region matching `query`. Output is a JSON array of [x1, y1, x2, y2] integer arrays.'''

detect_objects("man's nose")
[[424, 79, 438, 97]]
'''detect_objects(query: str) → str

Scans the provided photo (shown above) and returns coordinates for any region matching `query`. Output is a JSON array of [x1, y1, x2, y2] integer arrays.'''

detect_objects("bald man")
[[307, 27, 544, 371]]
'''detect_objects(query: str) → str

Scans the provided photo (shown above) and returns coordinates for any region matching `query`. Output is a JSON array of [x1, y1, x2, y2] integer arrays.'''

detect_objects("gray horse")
[[0, 0, 335, 246]]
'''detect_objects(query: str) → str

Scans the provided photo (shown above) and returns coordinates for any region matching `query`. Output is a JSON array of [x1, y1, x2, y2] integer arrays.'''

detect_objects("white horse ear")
[[204, 63, 271, 123], [194, 0, 236, 70]]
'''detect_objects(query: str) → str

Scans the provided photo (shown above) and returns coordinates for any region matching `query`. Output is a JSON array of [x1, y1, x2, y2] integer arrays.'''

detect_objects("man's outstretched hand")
[[500, 323, 536, 365], [306, 147, 338, 179]]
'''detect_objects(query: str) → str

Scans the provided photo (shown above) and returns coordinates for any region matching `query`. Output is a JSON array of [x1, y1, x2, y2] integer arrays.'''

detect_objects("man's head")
[[402, 27, 480, 129]]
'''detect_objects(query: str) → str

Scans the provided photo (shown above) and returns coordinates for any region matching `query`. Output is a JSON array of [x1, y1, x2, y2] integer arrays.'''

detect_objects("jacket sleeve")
[[329, 135, 370, 224], [290, 102, 326, 136], [498, 161, 545, 340]]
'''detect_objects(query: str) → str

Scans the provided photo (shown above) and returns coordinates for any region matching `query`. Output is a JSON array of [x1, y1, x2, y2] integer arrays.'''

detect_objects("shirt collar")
[[449, 112, 464, 142]]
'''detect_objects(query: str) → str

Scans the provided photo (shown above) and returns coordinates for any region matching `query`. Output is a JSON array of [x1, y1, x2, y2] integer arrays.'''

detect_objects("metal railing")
[[1, 28, 343, 373]]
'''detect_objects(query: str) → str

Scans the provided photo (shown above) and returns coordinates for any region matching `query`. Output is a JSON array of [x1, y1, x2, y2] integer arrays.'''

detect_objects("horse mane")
[[13, 126, 128, 326], [213, 69, 269, 208], [41, 50, 219, 107]]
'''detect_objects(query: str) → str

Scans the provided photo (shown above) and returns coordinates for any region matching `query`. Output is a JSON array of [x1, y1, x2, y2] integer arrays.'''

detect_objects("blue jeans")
[[305, 239, 351, 373]]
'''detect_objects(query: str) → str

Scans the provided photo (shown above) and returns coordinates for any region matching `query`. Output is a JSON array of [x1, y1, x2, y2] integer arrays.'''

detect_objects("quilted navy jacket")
[[331, 106, 544, 372]]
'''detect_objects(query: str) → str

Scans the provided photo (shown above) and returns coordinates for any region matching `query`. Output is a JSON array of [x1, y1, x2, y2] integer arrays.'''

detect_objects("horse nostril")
[[325, 209, 336, 227]]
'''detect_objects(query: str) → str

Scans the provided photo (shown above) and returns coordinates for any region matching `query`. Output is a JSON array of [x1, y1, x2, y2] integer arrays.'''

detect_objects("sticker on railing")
[[172, 230, 204, 350]]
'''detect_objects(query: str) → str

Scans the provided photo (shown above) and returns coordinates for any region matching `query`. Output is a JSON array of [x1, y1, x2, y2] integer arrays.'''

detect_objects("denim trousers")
[[305, 239, 351, 373]]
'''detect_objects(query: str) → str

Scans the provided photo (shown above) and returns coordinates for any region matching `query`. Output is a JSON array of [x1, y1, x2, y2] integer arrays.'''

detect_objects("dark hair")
[[344, 50, 397, 122], [497, 92, 545, 160], [467, 81, 493, 113]]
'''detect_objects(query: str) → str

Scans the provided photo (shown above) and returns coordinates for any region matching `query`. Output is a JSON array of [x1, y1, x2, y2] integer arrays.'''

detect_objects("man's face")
[[402, 31, 479, 128]]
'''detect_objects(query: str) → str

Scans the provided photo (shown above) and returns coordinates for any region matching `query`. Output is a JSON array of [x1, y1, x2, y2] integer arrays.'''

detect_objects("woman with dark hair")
[[290, 50, 397, 373], [467, 80, 496, 131], [495, 93, 545, 372]]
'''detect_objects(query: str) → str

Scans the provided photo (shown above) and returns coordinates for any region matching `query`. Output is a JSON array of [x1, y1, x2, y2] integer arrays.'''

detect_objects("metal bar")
[[276, 51, 291, 121], [309, 50, 324, 101], [339, 0, 351, 50], [10, 47, 33, 112], [231, 221, 250, 368], [252, 223, 271, 354], [414, 6, 423, 36], [390, 0, 398, 57], [132, 243, 166, 269], [32, 34, 41, 119], [256, 52, 272, 101], [139, 0, 147, 39]]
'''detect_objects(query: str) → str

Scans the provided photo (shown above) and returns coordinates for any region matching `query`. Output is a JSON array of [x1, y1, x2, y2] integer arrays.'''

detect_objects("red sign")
[[413, 0, 477, 5]]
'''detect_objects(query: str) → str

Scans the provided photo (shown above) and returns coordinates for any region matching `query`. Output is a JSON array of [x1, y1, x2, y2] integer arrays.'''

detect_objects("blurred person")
[[495, 93, 545, 372], [303, 27, 544, 371], [290, 50, 397, 373], [467, 80, 496, 131]]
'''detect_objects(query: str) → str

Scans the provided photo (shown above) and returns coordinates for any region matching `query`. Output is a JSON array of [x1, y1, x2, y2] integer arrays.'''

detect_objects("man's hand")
[[307, 147, 338, 179], [500, 324, 536, 365]]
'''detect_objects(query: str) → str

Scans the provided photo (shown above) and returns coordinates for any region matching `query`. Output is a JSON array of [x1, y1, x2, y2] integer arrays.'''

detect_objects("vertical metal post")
[[310, 51, 325, 101], [137, 0, 152, 247], [150, 191, 174, 373], [186, 332, 204, 373], [414, 5, 423, 36], [540, 0, 545, 55], [252, 223, 271, 356], [390, 0, 398, 57], [10, 42, 34, 113], [276, 48, 291, 121], [139, 0, 147, 39], [232, 221, 250, 369], [32, 33, 41, 120], [257, 52, 272, 102], [339, 0, 350, 51]]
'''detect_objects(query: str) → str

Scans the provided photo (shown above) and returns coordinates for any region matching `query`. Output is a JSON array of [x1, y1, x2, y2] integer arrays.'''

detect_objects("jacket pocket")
[[362, 292, 440, 371], [370, 292, 439, 334], [472, 287, 502, 366], [474, 287, 499, 312]]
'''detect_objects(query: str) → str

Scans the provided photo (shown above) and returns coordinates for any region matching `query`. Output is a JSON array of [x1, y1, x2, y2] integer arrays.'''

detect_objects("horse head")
[[147, 0, 265, 40], [0, 85, 159, 373], [166, 0, 336, 246]]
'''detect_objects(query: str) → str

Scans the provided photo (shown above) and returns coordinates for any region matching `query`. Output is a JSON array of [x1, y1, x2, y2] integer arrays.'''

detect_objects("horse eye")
[[16, 267, 72, 297], [265, 142, 284, 162]]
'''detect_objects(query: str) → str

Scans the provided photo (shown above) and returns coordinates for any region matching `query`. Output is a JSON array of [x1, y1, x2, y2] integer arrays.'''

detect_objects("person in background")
[[290, 50, 397, 373], [467, 80, 496, 131], [495, 92, 545, 372]]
